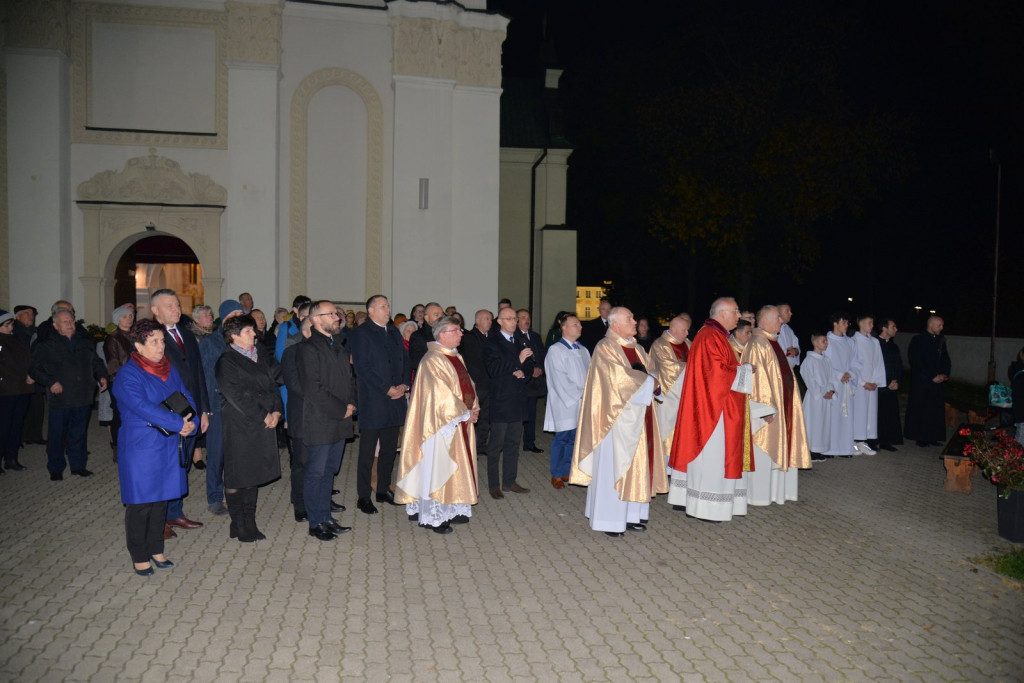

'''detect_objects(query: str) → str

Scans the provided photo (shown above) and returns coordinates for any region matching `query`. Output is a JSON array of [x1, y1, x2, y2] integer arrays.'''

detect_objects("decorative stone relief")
[[391, 16, 505, 88], [77, 149, 228, 205], [289, 68, 384, 300], [226, 1, 282, 65], [70, 3, 228, 149], [4, 0, 71, 54]]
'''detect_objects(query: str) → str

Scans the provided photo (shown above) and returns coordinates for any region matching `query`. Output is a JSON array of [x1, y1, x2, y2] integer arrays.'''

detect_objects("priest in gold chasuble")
[[569, 307, 668, 537], [395, 317, 479, 535], [740, 306, 811, 506]]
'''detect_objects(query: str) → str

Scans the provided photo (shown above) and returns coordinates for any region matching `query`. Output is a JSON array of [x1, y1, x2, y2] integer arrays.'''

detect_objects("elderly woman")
[[112, 318, 196, 576], [189, 305, 214, 337], [216, 314, 283, 542], [104, 306, 135, 461]]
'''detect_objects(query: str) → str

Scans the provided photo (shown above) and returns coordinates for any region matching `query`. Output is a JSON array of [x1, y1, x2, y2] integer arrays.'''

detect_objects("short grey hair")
[[607, 307, 630, 327], [756, 305, 779, 326], [709, 297, 737, 318], [432, 315, 460, 339], [150, 288, 177, 305], [50, 301, 73, 316], [193, 305, 213, 319]]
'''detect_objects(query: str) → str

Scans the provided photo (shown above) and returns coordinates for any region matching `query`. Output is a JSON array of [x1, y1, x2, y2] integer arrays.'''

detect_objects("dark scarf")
[[131, 351, 171, 381]]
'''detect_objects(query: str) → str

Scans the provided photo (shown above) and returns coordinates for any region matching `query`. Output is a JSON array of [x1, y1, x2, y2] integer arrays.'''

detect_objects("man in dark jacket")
[[296, 300, 357, 541], [349, 295, 410, 515], [904, 316, 951, 447], [29, 309, 108, 479], [459, 309, 493, 456], [408, 302, 444, 369], [151, 289, 209, 532], [876, 318, 904, 451], [281, 315, 313, 522], [516, 309, 546, 454], [483, 307, 535, 499]]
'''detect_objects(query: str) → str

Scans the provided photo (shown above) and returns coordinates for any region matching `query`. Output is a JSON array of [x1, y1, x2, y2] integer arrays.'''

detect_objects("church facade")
[[2, 0, 516, 322]]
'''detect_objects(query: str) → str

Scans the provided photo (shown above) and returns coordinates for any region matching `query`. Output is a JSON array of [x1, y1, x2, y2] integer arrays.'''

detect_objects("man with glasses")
[[669, 297, 755, 522], [395, 317, 480, 534], [349, 295, 410, 515], [296, 301, 357, 541], [483, 308, 535, 498]]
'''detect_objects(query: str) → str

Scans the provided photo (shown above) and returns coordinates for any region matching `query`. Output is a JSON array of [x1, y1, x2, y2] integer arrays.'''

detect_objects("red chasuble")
[[768, 338, 795, 450], [443, 354, 477, 479], [670, 341, 688, 362], [670, 320, 751, 479]]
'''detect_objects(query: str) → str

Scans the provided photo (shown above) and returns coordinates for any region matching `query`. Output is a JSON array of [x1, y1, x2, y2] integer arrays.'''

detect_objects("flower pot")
[[996, 487, 1024, 543]]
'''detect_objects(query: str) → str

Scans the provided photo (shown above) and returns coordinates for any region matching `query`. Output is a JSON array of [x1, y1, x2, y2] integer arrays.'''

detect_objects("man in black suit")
[[516, 309, 546, 453], [458, 309, 493, 456], [296, 300, 357, 541], [483, 307, 535, 499], [151, 289, 210, 535], [580, 298, 612, 353], [349, 295, 410, 515], [408, 302, 444, 369]]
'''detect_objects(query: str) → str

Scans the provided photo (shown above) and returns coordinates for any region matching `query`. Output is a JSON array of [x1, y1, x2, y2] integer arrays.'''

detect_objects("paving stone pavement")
[[1, 412, 1022, 682]]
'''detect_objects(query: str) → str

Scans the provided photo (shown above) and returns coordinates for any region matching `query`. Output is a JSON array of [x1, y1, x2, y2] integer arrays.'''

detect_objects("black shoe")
[[294, 510, 308, 522], [422, 521, 453, 534], [330, 500, 346, 512], [408, 513, 419, 522], [640, 518, 649, 524], [450, 515, 470, 524], [627, 523, 647, 532], [671, 505, 685, 511], [604, 531, 623, 537], [916, 440, 930, 447], [7, 463, 27, 471], [193, 460, 207, 470], [332, 489, 340, 495], [356, 497, 378, 515], [50, 472, 63, 481], [375, 492, 399, 506], [524, 446, 544, 454], [70, 469, 93, 477], [324, 519, 351, 535], [878, 444, 897, 452], [308, 523, 337, 541]]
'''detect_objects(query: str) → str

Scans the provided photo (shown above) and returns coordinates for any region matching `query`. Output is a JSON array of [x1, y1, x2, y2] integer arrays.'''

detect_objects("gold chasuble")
[[648, 332, 691, 453], [741, 329, 811, 470], [395, 344, 479, 506], [569, 330, 669, 502]]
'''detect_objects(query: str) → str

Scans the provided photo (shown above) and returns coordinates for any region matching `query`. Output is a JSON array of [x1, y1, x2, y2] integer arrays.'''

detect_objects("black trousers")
[[357, 425, 400, 499], [487, 421, 522, 489], [522, 396, 539, 449], [877, 389, 904, 446], [288, 434, 307, 513], [125, 501, 168, 563], [475, 389, 491, 455], [109, 393, 123, 447]]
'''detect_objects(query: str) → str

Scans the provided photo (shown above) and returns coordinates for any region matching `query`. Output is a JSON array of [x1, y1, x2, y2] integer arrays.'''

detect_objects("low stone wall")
[[894, 333, 1024, 386]]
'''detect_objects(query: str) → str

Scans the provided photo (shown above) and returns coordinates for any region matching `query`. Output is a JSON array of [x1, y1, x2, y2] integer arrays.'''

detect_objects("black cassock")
[[877, 336, 904, 446], [903, 333, 951, 443]]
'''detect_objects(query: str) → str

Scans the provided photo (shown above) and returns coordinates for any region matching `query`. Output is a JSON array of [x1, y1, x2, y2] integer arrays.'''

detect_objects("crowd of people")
[[4, 288, 1018, 572]]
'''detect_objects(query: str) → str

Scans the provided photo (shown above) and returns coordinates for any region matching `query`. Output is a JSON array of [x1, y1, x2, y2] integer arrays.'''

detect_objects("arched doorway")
[[76, 151, 226, 323], [111, 236, 204, 319]]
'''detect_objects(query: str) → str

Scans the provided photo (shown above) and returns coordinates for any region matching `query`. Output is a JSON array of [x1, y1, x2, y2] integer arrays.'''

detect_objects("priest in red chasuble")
[[740, 306, 811, 505], [670, 297, 754, 522], [569, 307, 669, 537], [395, 317, 479, 535]]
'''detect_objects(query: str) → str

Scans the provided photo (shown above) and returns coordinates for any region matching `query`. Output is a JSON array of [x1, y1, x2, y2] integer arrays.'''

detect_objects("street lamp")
[[988, 150, 1002, 384]]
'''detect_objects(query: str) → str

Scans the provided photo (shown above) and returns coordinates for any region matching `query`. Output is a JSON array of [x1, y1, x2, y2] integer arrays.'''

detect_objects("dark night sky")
[[490, 0, 1024, 337]]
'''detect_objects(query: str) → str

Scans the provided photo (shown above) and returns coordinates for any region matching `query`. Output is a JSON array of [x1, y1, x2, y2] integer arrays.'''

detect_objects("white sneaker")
[[855, 441, 877, 456]]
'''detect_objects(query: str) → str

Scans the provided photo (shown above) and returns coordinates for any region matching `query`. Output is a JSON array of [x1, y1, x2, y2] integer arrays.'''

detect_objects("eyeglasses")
[[439, 328, 463, 335], [313, 312, 339, 318]]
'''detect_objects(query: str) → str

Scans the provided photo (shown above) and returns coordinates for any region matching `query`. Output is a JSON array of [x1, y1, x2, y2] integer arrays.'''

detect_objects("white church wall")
[[6, 49, 70, 312]]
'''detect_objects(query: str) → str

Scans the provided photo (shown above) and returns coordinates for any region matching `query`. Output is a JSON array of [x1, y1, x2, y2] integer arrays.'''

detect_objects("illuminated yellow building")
[[576, 284, 610, 321]]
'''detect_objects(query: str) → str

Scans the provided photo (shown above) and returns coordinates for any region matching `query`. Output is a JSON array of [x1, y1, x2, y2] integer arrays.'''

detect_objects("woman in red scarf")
[[112, 318, 196, 576]]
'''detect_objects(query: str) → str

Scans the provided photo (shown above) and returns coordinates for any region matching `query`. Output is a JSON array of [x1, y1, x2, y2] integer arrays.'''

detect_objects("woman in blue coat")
[[112, 318, 196, 576]]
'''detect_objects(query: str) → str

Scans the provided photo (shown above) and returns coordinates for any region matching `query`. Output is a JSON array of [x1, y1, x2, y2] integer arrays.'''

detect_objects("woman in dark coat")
[[112, 318, 196, 576], [216, 314, 283, 542], [104, 306, 134, 462]]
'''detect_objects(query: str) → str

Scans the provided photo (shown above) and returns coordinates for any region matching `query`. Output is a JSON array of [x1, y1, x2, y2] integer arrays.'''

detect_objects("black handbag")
[[152, 391, 196, 437]]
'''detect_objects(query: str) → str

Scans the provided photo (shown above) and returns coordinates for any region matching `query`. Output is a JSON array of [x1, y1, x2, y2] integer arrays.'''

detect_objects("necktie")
[[169, 327, 185, 353], [572, 343, 579, 350]]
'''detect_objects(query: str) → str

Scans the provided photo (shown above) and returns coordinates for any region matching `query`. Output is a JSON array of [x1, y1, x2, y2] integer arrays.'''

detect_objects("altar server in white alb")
[[543, 313, 590, 489], [569, 307, 668, 537], [647, 314, 692, 506], [741, 306, 810, 505], [850, 314, 885, 455], [776, 303, 801, 370], [801, 332, 836, 460], [822, 312, 857, 457]]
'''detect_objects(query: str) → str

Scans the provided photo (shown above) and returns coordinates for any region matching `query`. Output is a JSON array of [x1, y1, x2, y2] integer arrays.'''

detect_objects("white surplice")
[[399, 414, 473, 527], [543, 340, 590, 432], [801, 351, 836, 453], [778, 322, 801, 368], [822, 332, 857, 456], [583, 376, 653, 532], [851, 332, 886, 441]]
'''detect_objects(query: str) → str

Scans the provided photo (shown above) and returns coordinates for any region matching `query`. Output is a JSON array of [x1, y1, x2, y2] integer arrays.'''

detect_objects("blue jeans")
[[46, 404, 91, 473], [550, 429, 576, 478], [305, 440, 346, 526], [205, 410, 225, 505]]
